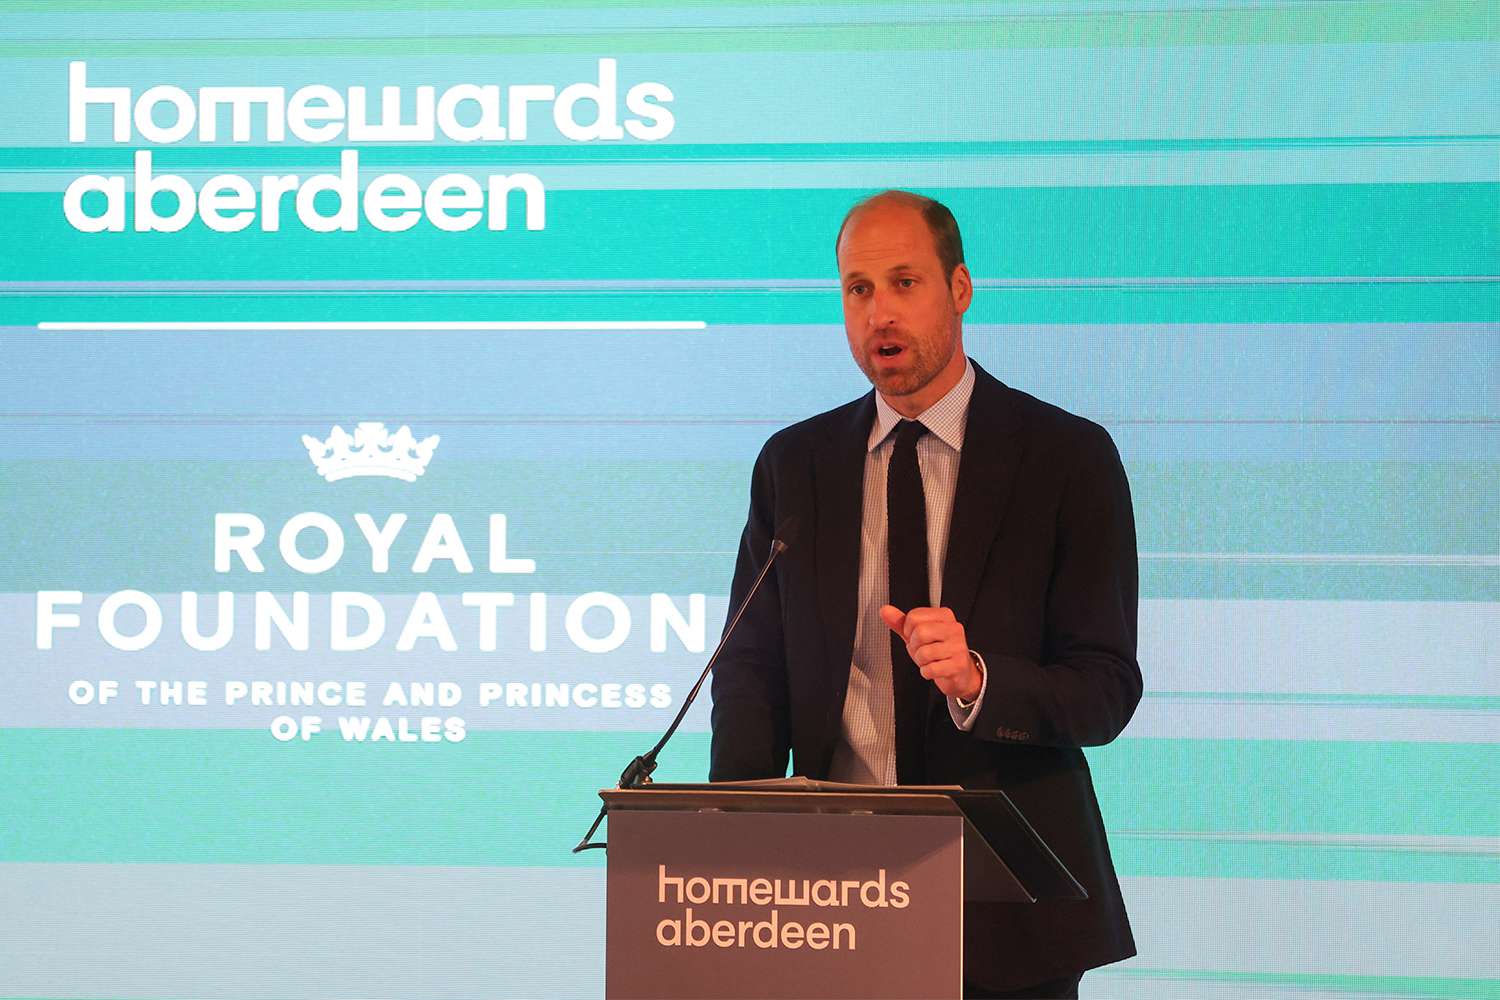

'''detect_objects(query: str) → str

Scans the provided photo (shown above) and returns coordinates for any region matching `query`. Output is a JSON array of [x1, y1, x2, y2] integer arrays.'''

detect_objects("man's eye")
[[898, 278, 916, 288], [849, 284, 869, 295]]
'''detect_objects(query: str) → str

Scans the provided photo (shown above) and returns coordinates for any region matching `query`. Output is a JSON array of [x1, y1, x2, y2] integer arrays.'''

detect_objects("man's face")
[[837, 201, 972, 413]]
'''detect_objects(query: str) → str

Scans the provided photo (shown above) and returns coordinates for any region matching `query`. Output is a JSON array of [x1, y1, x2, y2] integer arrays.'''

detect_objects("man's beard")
[[856, 332, 958, 399]]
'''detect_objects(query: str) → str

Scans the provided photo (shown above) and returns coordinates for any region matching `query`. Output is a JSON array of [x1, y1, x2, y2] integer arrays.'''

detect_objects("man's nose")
[[867, 289, 899, 330]]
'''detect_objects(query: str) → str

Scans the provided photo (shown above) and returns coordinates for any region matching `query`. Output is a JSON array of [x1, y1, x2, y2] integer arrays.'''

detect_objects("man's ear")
[[950, 262, 974, 315]]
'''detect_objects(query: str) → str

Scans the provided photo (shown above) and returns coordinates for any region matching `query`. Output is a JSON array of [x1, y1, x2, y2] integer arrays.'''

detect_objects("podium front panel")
[[606, 809, 962, 1000]]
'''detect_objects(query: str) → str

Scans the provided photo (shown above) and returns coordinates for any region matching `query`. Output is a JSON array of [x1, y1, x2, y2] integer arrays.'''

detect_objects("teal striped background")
[[1, 1, 1497, 997]]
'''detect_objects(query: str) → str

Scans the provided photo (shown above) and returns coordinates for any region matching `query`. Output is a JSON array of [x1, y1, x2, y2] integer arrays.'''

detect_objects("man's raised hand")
[[878, 604, 982, 702]]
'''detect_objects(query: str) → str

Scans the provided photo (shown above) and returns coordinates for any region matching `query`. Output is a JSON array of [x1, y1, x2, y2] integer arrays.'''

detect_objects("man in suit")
[[709, 190, 1141, 998]]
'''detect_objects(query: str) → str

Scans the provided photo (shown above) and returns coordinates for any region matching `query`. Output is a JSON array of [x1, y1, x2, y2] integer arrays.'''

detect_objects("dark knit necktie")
[[888, 419, 929, 785]]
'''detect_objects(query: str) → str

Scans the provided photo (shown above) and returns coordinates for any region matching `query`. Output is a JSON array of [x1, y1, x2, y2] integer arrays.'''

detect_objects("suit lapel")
[[813, 392, 873, 731], [942, 363, 1025, 626]]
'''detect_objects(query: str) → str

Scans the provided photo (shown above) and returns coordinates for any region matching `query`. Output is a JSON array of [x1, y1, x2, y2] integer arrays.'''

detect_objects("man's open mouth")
[[877, 345, 903, 357]]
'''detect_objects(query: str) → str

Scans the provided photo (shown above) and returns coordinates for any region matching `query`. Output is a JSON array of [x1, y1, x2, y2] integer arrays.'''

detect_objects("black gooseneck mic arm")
[[571, 535, 789, 853]]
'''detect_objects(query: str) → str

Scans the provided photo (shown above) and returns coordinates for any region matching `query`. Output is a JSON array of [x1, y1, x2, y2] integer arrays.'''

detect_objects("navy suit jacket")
[[709, 359, 1141, 989]]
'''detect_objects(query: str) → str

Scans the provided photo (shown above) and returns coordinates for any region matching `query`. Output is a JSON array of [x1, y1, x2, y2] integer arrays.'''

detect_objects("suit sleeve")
[[970, 422, 1142, 748], [708, 443, 792, 780]]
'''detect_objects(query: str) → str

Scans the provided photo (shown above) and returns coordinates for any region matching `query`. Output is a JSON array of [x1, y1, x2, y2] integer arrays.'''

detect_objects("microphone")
[[571, 531, 791, 852]]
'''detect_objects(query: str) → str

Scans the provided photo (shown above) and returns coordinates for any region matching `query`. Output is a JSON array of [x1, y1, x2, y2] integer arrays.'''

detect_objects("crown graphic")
[[301, 422, 440, 482]]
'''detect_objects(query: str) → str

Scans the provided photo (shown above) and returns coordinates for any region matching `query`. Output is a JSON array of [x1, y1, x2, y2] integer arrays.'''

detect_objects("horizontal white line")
[[36, 321, 709, 332], [1141, 551, 1500, 567]]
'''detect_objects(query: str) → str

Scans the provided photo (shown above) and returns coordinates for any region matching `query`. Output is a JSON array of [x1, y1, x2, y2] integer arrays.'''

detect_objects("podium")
[[601, 781, 1085, 1000]]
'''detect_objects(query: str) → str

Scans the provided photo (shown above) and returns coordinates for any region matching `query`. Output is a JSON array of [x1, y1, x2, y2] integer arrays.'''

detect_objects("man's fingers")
[[890, 605, 957, 642], [901, 608, 957, 641], [903, 606, 956, 627], [911, 639, 966, 668], [907, 621, 962, 647], [916, 652, 970, 682], [888, 607, 971, 694]]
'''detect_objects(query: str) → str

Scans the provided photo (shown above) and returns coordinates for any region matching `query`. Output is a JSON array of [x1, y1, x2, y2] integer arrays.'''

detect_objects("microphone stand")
[[571, 536, 788, 852]]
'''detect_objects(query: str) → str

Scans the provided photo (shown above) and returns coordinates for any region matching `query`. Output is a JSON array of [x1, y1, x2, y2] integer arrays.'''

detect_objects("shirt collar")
[[867, 357, 975, 453]]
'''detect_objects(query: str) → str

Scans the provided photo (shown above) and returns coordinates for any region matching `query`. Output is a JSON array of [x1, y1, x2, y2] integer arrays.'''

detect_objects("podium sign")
[[606, 808, 963, 1000]]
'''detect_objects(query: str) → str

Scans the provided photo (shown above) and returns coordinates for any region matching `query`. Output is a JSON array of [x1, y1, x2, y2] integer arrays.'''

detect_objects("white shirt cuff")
[[948, 650, 988, 732]]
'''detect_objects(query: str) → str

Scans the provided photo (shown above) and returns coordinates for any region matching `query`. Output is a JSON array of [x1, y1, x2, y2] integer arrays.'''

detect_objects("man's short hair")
[[835, 190, 966, 282]]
